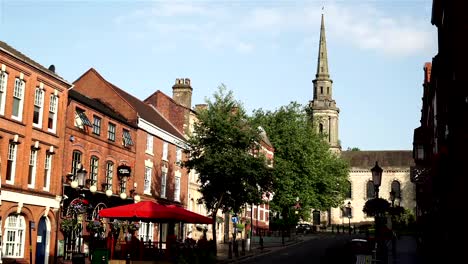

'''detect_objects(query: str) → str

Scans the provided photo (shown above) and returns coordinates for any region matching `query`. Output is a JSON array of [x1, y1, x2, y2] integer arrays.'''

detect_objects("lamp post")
[[72, 167, 87, 255], [347, 201, 352, 235], [370, 161, 384, 263]]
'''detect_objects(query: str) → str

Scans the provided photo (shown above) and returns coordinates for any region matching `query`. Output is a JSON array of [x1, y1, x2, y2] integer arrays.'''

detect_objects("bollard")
[[241, 239, 246, 256], [228, 241, 233, 259]]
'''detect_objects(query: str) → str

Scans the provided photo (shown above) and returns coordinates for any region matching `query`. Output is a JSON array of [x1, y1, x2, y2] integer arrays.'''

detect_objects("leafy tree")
[[184, 85, 273, 252], [251, 102, 349, 225], [347, 147, 361, 151]]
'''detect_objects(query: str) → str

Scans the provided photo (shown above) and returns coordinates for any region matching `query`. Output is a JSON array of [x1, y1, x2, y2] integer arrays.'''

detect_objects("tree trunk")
[[212, 213, 217, 255]]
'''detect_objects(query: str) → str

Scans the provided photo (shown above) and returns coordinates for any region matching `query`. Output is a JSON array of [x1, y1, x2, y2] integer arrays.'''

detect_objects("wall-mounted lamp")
[[105, 189, 113, 197], [69, 135, 75, 142], [89, 185, 97, 193], [120, 192, 127, 200]]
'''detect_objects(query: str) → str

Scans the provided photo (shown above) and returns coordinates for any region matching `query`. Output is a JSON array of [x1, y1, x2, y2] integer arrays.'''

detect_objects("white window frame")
[[176, 147, 182, 165], [174, 172, 181, 202], [12, 77, 25, 121], [33, 87, 44, 128], [162, 142, 168, 161], [138, 222, 154, 242], [0, 70, 8, 115], [105, 161, 114, 191], [146, 134, 153, 155], [28, 149, 38, 188], [161, 167, 167, 198], [48, 94, 58, 133], [144, 166, 152, 195], [108, 122, 116, 141], [2, 214, 26, 258], [43, 153, 52, 191], [6, 143, 17, 184]]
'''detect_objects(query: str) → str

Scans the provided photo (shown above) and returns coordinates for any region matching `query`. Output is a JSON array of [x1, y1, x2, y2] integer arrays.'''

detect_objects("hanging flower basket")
[[86, 219, 105, 234], [126, 221, 140, 233], [61, 218, 79, 234], [110, 219, 123, 233], [363, 198, 390, 216], [68, 199, 90, 215]]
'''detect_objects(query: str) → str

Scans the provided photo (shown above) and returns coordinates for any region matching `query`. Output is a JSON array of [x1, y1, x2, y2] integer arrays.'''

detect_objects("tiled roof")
[[0, 40, 70, 84], [341, 150, 414, 168], [68, 89, 132, 126], [105, 82, 186, 141]]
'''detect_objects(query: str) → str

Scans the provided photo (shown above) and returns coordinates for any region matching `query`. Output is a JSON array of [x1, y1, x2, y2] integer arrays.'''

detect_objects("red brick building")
[[71, 69, 189, 244], [60, 88, 137, 260], [0, 41, 72, 264]]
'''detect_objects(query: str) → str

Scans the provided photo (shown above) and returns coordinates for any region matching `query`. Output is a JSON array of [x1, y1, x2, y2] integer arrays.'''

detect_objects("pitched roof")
[[0, 40, 71, 85], [68, 89, 133, 126], [105, 81, 186, 141], [341, 150, 414, 168]]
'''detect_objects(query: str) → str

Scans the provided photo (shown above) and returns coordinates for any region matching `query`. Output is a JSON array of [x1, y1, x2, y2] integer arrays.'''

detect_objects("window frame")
[[122, 129, 134, 147], [144, 166, 152, 195], [89, 156, 99, 186], [162, 142, 168, 161], [105, 161, 114, 191], [43, 153, 52, 191], [366, 180, 375, 199], [2, 214, 26, 258], [92, 115, 102, 135], [107, 122, 116, 142], [0, 70, 8, 115], [6, 143, 17, 184], [146, 134, 153, 154], [27, 149, 38, 188], [12, 77, 25, 121], [174, 175, 181, 202], [161, 168, 167, 198], [71, 150, 82, 176], [48, 94, 58, 133], [32, 87, 44, 128]]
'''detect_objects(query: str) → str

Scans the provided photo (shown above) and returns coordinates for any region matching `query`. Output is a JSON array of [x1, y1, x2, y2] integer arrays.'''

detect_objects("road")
[[242, 234, 355, 264]]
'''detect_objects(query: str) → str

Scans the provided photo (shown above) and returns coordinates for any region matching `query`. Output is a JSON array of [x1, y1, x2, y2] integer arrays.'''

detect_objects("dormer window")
[[75, 108, 92, 129], [122, 129, 134, 147]]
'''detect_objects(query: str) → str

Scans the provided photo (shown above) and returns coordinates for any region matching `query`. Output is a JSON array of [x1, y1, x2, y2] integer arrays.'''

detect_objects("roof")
[[0, 40, 71, 85], [105, 81, 186, 140], [341, 150, 414, 168], [68, 89, 133, 126]]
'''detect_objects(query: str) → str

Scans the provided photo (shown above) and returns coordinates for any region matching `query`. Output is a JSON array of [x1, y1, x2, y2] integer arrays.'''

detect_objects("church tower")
[[310, 14, 341, 153]]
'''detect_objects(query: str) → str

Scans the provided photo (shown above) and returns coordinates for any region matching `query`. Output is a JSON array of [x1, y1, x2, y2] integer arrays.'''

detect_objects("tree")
[[347, 147, 361, 151], [184, 85, 273, 253], [251, 102, 349, 225]]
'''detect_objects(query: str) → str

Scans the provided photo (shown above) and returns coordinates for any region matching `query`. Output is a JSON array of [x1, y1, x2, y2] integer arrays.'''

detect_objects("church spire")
[[316, 14, 330, 79]]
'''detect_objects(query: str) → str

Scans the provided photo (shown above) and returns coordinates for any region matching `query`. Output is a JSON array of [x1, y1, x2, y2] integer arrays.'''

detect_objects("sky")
[[0, 0, 436, 150]]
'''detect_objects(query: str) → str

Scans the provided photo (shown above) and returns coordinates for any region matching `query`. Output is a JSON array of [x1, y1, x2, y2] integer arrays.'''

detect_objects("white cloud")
[[113, 1, 434, 57]]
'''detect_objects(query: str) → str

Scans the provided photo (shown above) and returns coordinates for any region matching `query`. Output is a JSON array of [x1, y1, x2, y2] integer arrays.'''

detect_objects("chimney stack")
[[172, 78, 193, 109]]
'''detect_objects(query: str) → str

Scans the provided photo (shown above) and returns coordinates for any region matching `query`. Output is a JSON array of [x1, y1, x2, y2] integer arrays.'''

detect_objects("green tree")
[[251, 102, 349, 225], [184, 85, 273, 252]]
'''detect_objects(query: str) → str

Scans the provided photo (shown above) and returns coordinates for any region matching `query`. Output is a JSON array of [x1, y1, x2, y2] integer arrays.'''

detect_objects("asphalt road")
[[242, 234, 355, 264]]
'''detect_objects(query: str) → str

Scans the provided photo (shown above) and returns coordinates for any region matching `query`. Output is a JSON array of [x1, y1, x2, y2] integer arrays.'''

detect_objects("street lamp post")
[[72, 167, 87, 255], [371, 161, 384, 263], [347, 201, 352, 235]]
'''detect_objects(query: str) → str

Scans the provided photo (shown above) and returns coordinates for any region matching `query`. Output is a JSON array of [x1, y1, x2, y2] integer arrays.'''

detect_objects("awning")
[[98, 201, 212, 224]]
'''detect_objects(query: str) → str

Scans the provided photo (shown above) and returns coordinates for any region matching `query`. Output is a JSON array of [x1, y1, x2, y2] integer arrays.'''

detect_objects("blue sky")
[[0, 0, 436, 150]]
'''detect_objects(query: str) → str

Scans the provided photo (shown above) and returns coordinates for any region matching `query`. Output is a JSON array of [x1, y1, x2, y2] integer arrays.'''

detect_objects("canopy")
[[98, 201, 212, 224]]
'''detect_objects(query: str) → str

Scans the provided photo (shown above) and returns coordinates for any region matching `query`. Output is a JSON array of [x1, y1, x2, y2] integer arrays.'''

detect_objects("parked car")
[[296, 223, 312, 234]]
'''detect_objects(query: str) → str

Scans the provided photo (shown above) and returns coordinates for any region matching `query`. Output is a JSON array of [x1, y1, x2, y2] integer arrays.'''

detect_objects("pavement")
[[388, 235, 421, 264], [216, 233, 331, 263]]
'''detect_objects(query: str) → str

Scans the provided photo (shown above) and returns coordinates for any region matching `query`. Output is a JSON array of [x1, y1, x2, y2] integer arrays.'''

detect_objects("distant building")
[[308, 16, 416, 225]]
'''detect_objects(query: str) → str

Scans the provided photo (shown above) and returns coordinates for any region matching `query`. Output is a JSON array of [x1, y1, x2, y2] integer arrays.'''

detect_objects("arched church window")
[[319, 123, 323, 134], [366, 181, 375, 199], [346, 180, 352, 199], [391, 180, 401, 199]]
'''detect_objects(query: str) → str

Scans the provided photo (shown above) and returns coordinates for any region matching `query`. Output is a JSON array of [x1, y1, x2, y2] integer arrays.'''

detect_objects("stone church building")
[[309, 15, 416, 225]]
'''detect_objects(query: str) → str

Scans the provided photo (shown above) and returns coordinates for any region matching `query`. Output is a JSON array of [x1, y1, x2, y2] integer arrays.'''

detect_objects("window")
[[162, 142, 168, 161], [2, 214, 26, 258], [320, 86, 323, 94], [92, 116, 101, 135], [33, 88, 44, 127], [346, 180, 352, 199], [105, 161, 114, 191], [6, 143, 17, 183], [71, 150, 82, 175], [0, 70, 7, 115], [161, 169, 167, 198], [327, 87, 330, 95], [146, 134, 153, 153], [366, 181, 375, 199], [174, 175, 181, 202], [122, 129, 134, 147], [391, 180, 401, 199], [319, 123, 323, 134], [12, 78, 25, 120], [75, 108, 92, 129], [144, 167, 152, 194], [138, 222, 154, 242], [48, 94, 58, 132], [28, 150, 37, 188], [108, 123, 116, 141], [43, 154, 52, 191], [176, 147, 182, 164], [89, 156, 99, 185]]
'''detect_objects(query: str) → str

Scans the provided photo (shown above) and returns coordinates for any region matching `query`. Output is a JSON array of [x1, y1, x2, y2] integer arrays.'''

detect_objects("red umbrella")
[[98, 201, 212, 224]]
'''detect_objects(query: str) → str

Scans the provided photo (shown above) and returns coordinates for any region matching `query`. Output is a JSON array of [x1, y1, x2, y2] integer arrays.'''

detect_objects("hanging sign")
[[117, 165, 132, 177]]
